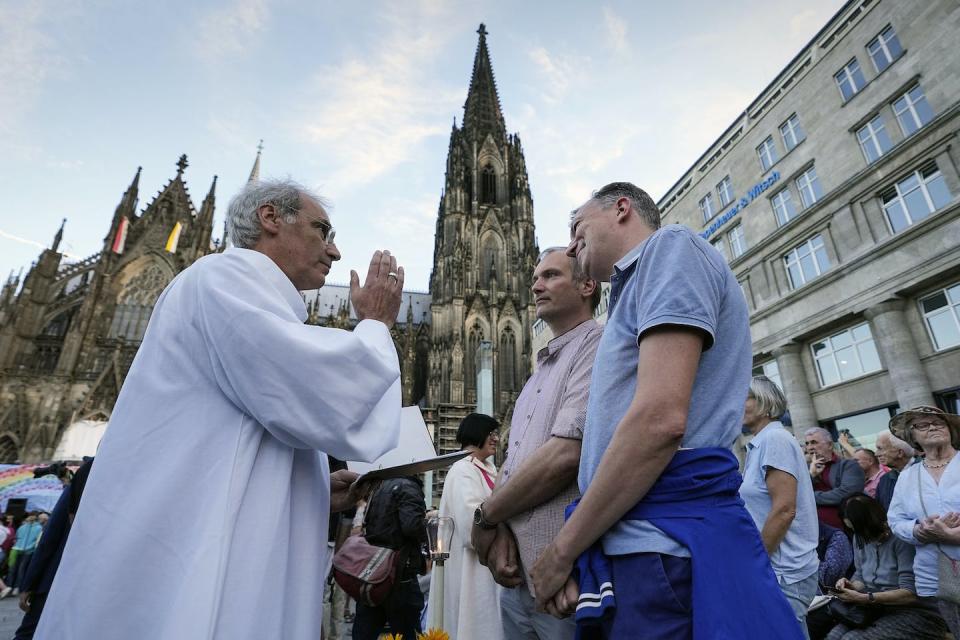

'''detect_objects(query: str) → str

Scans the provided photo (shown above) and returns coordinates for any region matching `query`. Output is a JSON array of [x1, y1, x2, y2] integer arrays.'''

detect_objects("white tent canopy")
[[53, 419, 108, 461]]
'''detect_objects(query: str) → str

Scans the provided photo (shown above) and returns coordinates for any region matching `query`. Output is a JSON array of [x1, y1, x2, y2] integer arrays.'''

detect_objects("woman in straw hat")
[[887, 405, 960, 636]]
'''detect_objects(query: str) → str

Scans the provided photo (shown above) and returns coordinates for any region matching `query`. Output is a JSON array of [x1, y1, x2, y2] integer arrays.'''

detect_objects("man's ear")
[[256, 204, 282, 237], [580, 277, 598, 300], [615, 196, 632, 223]]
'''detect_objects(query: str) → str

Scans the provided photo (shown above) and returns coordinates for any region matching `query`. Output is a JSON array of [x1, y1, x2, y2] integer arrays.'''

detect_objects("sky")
[[0, 0, 846, 291]]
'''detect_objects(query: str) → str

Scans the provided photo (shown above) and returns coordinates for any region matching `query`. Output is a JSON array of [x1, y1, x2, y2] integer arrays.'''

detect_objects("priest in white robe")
[[37, 179, 406, 640]]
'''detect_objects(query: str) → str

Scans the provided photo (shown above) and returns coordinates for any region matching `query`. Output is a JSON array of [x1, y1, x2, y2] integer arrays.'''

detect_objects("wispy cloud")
[[0, 229, 79, 259], [195, 0, 269, 62], [528, 46, 582, 104], [602, 7, 629, 55], [297, 3, 464, 192]]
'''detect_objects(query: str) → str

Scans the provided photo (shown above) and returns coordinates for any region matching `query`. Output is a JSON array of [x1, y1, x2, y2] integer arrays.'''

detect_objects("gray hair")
[[803, 427, 833, 442], [748, 376, 787, 419], [537, 246, 603, 311], [225, 178, 328, 249], [804, 427, 834, 443], [876, 431, 915, 458], [591, 182, 661, 230]]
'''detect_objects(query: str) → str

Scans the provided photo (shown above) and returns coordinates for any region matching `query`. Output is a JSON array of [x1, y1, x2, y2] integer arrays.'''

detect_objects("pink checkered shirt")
[[500, 319, 602, 593]]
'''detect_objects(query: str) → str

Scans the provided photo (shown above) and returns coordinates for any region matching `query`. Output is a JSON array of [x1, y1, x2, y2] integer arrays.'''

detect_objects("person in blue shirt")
[[741, 376, 819, 638], [11, 513, 43, 593], [530, 182, 801, 639]]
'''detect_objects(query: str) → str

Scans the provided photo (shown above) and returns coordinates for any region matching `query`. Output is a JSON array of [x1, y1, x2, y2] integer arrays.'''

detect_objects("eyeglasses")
[[291, 211, 336, 243], [311, 218, 336, 243], [911, 421, 946, 432]]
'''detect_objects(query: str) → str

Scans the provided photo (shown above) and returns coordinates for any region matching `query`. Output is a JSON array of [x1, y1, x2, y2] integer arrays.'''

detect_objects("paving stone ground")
[[0, 597, 25, 638]]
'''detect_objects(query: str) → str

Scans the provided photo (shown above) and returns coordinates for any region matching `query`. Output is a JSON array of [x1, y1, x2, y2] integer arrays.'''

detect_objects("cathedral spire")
[[125, 167, 142, 204], [52, 218, 66, 252], [462, 24, 506, 140], [248, 140, 263, 183], [204, 175, 218, 203]]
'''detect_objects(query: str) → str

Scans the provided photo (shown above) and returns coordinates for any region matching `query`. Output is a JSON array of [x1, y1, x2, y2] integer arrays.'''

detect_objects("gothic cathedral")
[[0, 25, 536, 463], [427, 24, 538, 416]]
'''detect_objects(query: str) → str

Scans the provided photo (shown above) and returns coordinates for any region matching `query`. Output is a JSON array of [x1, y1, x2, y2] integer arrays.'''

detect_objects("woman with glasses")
[[888, 406, 960, 637], [426, 413, 504, 639]]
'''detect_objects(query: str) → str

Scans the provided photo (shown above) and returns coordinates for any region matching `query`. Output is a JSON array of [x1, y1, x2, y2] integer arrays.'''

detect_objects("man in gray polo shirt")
[[471, 247, 602, 639], [531, 182, 796, 639]]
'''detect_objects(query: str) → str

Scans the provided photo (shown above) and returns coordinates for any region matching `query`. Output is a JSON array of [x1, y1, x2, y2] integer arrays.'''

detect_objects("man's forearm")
[[760, 510, 793, 555], [552, 403, 683, 564], [483, 437, 581, 524]]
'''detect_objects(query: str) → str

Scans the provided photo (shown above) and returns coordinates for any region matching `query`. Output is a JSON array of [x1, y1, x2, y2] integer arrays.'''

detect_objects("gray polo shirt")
[[578, 224, 752, 557]]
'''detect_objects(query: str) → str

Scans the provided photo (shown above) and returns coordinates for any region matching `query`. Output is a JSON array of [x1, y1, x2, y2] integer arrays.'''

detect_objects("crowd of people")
[[326, 183, 960, 640], [9, 177, 956, 640]]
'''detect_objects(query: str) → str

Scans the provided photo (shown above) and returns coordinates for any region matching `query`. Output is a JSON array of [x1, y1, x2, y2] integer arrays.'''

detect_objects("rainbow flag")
[[0, 464, 41, 491], [165, 221, 183, 253]]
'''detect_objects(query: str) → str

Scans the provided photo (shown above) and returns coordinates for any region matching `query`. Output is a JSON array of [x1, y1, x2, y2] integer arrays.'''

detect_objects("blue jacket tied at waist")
[[568, 447, 803, 640]]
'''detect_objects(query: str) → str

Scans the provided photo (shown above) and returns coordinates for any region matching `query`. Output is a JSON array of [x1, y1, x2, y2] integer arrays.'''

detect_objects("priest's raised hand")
[[350, 249, 404, 328]]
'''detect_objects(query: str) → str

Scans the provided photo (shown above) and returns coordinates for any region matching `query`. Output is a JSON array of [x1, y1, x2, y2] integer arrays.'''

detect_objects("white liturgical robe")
[[37, 248, 402, 640]]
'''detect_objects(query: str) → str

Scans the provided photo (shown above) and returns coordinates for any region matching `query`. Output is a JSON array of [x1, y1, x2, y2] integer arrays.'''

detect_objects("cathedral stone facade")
[[0, 25, 537, 465], [0, 156, 217, 461]]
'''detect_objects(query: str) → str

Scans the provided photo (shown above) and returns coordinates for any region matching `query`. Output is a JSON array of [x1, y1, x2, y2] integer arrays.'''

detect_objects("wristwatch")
[[867, 592, 875, 603], [473, 503, 497, 530]]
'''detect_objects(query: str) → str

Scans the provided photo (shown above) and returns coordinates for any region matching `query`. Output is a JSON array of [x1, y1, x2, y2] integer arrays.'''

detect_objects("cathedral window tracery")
[[480, 164, 496, 204], [499, 327, 516, 392], [108, 263, 170, 341]]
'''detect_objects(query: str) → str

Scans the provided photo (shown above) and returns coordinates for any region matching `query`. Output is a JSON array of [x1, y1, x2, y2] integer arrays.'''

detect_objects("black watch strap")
[[475, 504, 497, 530]]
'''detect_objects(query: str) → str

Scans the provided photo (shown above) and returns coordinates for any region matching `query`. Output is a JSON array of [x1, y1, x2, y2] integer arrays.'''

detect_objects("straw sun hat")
[[888, 405, 960, 449]]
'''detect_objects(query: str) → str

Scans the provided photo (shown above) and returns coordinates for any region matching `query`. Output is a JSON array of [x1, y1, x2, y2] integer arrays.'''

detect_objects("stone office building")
[[655, 0, 960, 447]]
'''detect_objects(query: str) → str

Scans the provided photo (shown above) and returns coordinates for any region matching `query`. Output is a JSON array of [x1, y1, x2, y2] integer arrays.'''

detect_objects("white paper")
[[347, 406, 436, 474]]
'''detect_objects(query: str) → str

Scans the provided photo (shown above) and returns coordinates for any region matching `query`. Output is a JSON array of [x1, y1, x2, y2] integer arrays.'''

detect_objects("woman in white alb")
[[427, 413, 503, 640]]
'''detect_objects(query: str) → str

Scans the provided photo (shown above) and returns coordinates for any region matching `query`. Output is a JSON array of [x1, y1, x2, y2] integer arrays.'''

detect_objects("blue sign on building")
[[701, 171, 780, 240]]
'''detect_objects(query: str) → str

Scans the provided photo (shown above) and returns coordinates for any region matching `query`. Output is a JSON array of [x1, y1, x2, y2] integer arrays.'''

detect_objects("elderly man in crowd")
[[37, 179, 405, 640], [531, 182, 802, 639], [805, 427, 865, 530], [875, 432, 916, 511], [471, 247, 603, 639]]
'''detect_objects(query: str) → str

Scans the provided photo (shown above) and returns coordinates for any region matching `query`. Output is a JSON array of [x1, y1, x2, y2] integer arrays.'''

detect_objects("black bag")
[[826, 599, 879, 628]]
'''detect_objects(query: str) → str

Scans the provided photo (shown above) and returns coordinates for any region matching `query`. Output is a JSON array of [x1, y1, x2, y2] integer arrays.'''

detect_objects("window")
[[480, 165, 496, 204], [757, 136, 778, 171], [856, 115, 894, 163], [772, 188, 798, 226], [711, 237, 728, 262], [752, 360, 782, 391], [779, 114, 805, 151], [893, 84, 934, 136], [699, 193, 716, 223], [796, 167, 823, 209], [717, 176, 733, 207], [867, 25, 903, 73], [500, 328, 517, 391], [827, 407, 898, 451], [812, 323, 882, 387], [880, 162, 952, 233], [921, 284, 960, 351], [835, 58, 866, 101], [784, 234, 830, 290], [729, 224, 747, 258]]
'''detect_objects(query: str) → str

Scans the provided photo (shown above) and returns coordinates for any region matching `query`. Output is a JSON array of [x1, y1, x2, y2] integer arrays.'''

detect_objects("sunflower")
[[417, 629, 451, 640]]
